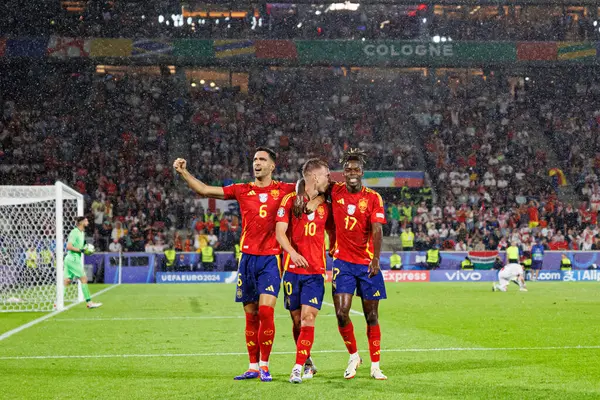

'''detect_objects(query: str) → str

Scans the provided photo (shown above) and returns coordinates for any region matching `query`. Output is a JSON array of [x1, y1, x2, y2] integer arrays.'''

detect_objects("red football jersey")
[[276, 192, 333, 275], [223, 181, 295, 256], [331, 183, 387, 265]]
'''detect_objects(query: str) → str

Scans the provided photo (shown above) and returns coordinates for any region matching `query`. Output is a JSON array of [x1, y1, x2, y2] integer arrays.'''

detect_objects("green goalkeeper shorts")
[[64, 258, 85, 280]]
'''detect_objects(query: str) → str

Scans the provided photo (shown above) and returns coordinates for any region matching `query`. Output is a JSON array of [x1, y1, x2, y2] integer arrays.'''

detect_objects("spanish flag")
[[549, 168, 567, 186]]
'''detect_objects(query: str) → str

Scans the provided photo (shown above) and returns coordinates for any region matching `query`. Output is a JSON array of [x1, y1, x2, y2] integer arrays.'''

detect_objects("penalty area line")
[[3, 345, 600, 361], [0, 284, 120, 342]]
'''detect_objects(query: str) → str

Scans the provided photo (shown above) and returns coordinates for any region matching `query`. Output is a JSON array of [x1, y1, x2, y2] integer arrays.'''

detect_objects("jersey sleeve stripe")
[[280, 192, 297, 207]]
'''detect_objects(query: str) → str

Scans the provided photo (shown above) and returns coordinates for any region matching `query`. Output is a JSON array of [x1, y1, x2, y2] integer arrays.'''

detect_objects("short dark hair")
[[76, 216, 87, 225], [302, 158, 329, 177], [255, 147, 277, 162]]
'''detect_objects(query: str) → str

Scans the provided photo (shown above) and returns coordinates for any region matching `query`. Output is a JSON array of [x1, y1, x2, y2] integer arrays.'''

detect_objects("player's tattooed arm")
[[368, 222, 383, 278], [173, 158, 225, 199]]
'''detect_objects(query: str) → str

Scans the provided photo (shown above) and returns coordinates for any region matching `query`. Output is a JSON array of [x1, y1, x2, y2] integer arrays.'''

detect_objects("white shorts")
[[499, 263, 523, 283]]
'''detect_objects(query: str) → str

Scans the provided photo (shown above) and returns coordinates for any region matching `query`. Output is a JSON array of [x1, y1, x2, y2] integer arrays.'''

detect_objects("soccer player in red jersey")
[[330, 149, 388, 380], [173, 147, 296, 382], [275, 159, 334, 384]]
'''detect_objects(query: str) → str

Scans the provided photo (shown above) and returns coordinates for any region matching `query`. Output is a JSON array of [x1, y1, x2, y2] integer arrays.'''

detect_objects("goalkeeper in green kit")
[[65, 217, 102, 309]]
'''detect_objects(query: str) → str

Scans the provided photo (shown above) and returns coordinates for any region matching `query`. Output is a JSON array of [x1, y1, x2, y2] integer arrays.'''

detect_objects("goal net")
[[0, 182, 84, 312]]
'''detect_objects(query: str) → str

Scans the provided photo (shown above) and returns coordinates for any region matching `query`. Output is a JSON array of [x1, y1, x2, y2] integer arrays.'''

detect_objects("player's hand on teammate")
[[305, 196, 325, 214], [290, 251, 309, 268], [368, 258, 381, 278], [173, 158, 187, 174], [292, 196, 305, 218]]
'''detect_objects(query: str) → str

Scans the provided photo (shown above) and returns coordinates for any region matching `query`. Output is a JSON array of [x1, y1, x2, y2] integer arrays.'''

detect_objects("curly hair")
[[340, 148, 368, 167]]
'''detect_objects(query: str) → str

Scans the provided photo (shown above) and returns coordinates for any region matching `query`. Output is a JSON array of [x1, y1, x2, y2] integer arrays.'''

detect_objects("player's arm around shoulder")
[[276, 193, 309, 268], [276, 192, 296, 249], [173, 158, 225, 199]]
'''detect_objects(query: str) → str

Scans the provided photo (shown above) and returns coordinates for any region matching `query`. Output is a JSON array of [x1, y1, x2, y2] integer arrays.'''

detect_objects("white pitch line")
[[3, 345, 600, 361], [322, 301, 363, 316], [0, 285, 120, 342], [50, 314, 337, 322]]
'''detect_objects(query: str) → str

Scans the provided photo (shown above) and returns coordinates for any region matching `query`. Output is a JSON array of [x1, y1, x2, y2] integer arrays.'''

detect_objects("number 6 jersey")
[[223, 181, 295, 256]]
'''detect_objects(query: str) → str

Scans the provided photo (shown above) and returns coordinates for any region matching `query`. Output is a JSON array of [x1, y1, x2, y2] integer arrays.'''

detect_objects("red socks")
[[338, 321, 358, 354], [258, 305, 276, 363], [367, 324, 381, 363], [295, 326, 314, 366], [244, 313, 260, 364]]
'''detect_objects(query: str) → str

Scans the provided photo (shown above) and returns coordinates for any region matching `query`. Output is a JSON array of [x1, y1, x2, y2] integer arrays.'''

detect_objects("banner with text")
[[325, 269, 430, 283], [430, 270, 498, 282], [156, 271, 239, 284], [88, 251, 600, 284], [296, 41, 516, 66], [525, 270, 600, 282], [3, 38, 600, 66]]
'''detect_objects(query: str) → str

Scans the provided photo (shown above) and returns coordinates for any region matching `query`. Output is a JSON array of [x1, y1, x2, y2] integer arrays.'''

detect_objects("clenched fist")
[[173, 158, 187, 174]]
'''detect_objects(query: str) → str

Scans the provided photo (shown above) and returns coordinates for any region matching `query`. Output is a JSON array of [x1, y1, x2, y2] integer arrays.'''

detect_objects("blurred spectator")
[[109, 239, 123, 253]]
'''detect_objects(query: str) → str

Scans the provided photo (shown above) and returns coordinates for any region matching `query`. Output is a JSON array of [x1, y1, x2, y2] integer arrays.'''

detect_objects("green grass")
[[1, 282, 600, 400]]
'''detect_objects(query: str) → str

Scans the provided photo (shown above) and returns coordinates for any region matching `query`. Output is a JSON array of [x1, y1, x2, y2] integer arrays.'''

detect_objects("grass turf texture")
[[1, 282, 600, 400]]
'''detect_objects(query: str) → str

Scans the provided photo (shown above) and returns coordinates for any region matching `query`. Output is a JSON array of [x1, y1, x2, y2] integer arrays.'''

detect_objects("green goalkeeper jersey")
[[66, 227, 85, 261]]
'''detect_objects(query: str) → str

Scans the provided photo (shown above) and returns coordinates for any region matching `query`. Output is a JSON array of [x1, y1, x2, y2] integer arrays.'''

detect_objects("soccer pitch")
[[1, 283, 600, 400]]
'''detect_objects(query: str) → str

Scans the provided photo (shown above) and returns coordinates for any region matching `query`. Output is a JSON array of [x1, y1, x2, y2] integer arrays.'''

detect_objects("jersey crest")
[[271, 189, 280, 201], [358, 198, 368, 213], [317, 205, 325, 219]]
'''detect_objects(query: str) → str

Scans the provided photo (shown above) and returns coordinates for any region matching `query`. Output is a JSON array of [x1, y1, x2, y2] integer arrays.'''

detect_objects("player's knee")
[[301, 312, 316, 326], [365, 310, 379, 326], [335, 309, 350, 327]]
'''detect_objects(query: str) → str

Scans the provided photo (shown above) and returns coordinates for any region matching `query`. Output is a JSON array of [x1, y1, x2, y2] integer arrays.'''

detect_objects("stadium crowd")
[[3, 2, 599, 41], [3, 66, 600, 253]]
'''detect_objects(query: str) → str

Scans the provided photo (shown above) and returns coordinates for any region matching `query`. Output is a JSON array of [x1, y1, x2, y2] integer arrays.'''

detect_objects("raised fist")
[[173, 158, 187, 174]]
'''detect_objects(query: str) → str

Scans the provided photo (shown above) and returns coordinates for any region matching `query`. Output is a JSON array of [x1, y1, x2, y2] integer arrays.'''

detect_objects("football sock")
[[295, 326, 315, 366], [81, 283, 91, 303], [367, 324, 381, 363], [338, 321, 358, 355], [245, 312, 260, 365], [258, 305, 275, 363]]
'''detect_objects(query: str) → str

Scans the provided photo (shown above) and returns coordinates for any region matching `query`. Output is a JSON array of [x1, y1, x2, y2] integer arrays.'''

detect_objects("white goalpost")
[[0, 182, 85, 312]]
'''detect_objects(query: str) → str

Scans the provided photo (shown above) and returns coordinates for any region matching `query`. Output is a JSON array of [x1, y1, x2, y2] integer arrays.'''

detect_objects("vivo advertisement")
[[84, 252, 600, 284]]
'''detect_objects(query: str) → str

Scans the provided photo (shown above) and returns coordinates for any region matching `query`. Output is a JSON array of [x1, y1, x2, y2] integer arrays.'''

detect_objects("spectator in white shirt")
[[207, 233, 219, 247], [109, 239, 122, 253]]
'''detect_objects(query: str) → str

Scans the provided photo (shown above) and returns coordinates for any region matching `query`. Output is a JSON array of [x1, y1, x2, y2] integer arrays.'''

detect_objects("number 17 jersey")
[[331, 183, 387, 265]]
